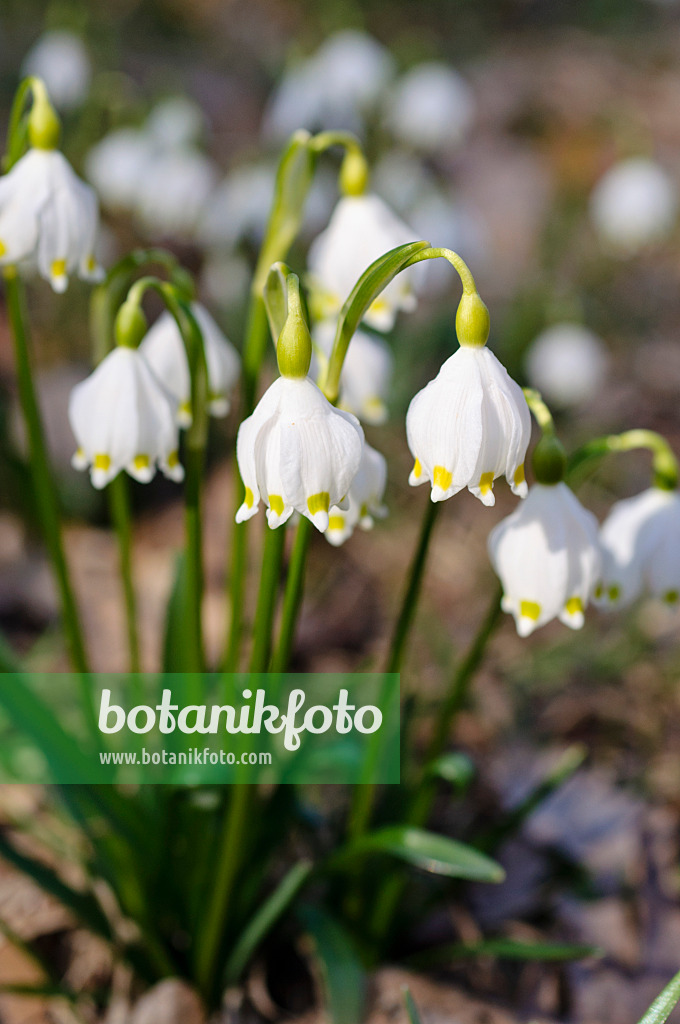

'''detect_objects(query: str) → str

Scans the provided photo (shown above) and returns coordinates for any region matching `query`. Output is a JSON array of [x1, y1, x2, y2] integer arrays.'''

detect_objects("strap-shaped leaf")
[[403, 987, 423, 1024], [323, 239, 430, 403], [299, 906, 367, 1024], [408, 938, 601, 969], [332, 825, 504, 882], [224, 860, 313, 984], [426, 752, 475, 793], [637, 969, 680, 1024]]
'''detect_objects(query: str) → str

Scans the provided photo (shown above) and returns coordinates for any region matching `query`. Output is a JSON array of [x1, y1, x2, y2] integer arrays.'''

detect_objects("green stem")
[[568, 429, 679, 491], [183, 444, 205, 672], [386, 499, 441, 674], [108, 474, 141, 674], [249, 525, 286, 673], [270, 517, 313, 673], [194, 782, 251, 999], [5, 273, 91, 678]]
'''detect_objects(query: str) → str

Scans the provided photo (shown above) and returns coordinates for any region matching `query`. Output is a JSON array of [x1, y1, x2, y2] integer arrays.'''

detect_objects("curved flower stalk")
[[308, 192, 418, 331], [405, 252, 530, 506], [312, 319, 392, 425], [0, 79, 102, 291], [236, 275, 364, 532], [488, 482, 601, 636], [595, 488, 680, 608], [141, 301, 240, 426], [325, 442, 387, 546]]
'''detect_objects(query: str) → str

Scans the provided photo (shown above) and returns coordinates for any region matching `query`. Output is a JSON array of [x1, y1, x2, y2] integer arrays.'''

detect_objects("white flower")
[[0, 148, 103, 291], [595, 487, 680, 608], [406, 344, 530, 505], [68, 347, 183, 489], [22, 31, 91, 111], [384, 62, 475, 154], [312, 320, 392, 425], [85, 128, 158, 211], [262, 31, 394, 142], [526, 323, 609, 409], [308, 194, 417, 332], [146, 96, 206, 149], [325, 442, 387, 546], [135, 149, 218, 239], [590, 158, 678, 254], [488, 482, 601, 636], [235, 375, 364, 532], [140, 302, 240, 426]]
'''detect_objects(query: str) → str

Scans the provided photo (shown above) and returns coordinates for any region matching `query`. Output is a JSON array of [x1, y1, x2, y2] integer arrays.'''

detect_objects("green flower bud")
[[277, 277, 312, 379], [339, 146, 369, 197], [456, 289, 490, 348], [115, 298, 148, 350], [28, 81, 61, 150], [532, 433, 567, 485]]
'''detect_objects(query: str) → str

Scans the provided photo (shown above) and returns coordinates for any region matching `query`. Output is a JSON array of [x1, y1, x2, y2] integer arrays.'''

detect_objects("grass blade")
[[637, 969, 680, 1024]]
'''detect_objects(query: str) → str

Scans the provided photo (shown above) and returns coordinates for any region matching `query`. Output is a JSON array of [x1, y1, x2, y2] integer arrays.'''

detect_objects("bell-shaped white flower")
[[312, 320, 393, 425], [325, 442, 387, 546], [236, 376, 364, 532], [261, 31, 394, 142], [406, 342, 530, 506], [0, 147, 103, 292], [140, 302, 240, 426], [488, 482, 602, 636], [135, 149, 218, 240], [308, 194, 417, 332], [590, 158, 678, 254], [69, 347, 183, 489], [526, 323, 609, 409], [595, 487, 680, 608], [85, 128, 157, 212], [384, 63, 475, 154], [146, 96, 206, 149], [22, 31, 92, 111]]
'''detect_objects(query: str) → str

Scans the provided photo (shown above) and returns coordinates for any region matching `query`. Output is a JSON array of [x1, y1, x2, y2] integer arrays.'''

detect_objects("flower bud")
[[115, 298, 148, 350], [339, 146, 369, 197], [531, 433, 567, 485], [456, 289, 490, 348], [276, 279, 312, 379], [28, 81, 61, 150]]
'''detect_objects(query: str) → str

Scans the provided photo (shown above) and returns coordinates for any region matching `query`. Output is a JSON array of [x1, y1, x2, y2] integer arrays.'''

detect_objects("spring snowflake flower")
[[146, 96, 206, 149], [595, 487, 680, 608], [406, 328, 530, 506], [308, 194, 417, 332], [312, 321, 393, 425], [262, 31, 394, 141], [488, 482, 602, 636], [0, 147, 103, 292], [135, 149, 218, 240], [140, 302, 240, 426], [236, 375, 364, 532], [590, 158, 678, 254], [69, 347, 183, 489], [325, 442, 387, 546], [384, 62, 475, 154], [526, 323, 609, 409], [85, 128, 157, 211], [22, 31, 92, 111]]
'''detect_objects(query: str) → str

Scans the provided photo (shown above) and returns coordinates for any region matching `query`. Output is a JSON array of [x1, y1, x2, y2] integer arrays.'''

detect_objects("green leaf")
[[323, 240, 430, 403], [263, 262, 293, 343], [0, 830, 113, 941], [224, 860, 313, 984], [637, 969, 680, 1024], [162, 552, 191, 672], [427, 752, 475, 793], [299, 906, 367, 1024], [403, 987, 423, 1024], [408, 938, 601, 969], [335, 826, 504, 882]]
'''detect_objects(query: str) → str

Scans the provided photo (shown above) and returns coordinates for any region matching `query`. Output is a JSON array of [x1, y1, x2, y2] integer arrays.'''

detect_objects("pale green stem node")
[[115, 296, 148, 349], [456, 289, 490, 348], [339, 145, 370, 196], [27, 78, 60, 150]]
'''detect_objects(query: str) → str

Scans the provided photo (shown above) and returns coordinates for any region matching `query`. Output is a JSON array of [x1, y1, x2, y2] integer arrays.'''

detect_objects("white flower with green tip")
[[595, 487, 680, 608], [68, 347, 183, 489], [308, 194, 417, 332], [140, 302, 240, 427], [325, 442, 387, 546], [488, 482, 601, 637]]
